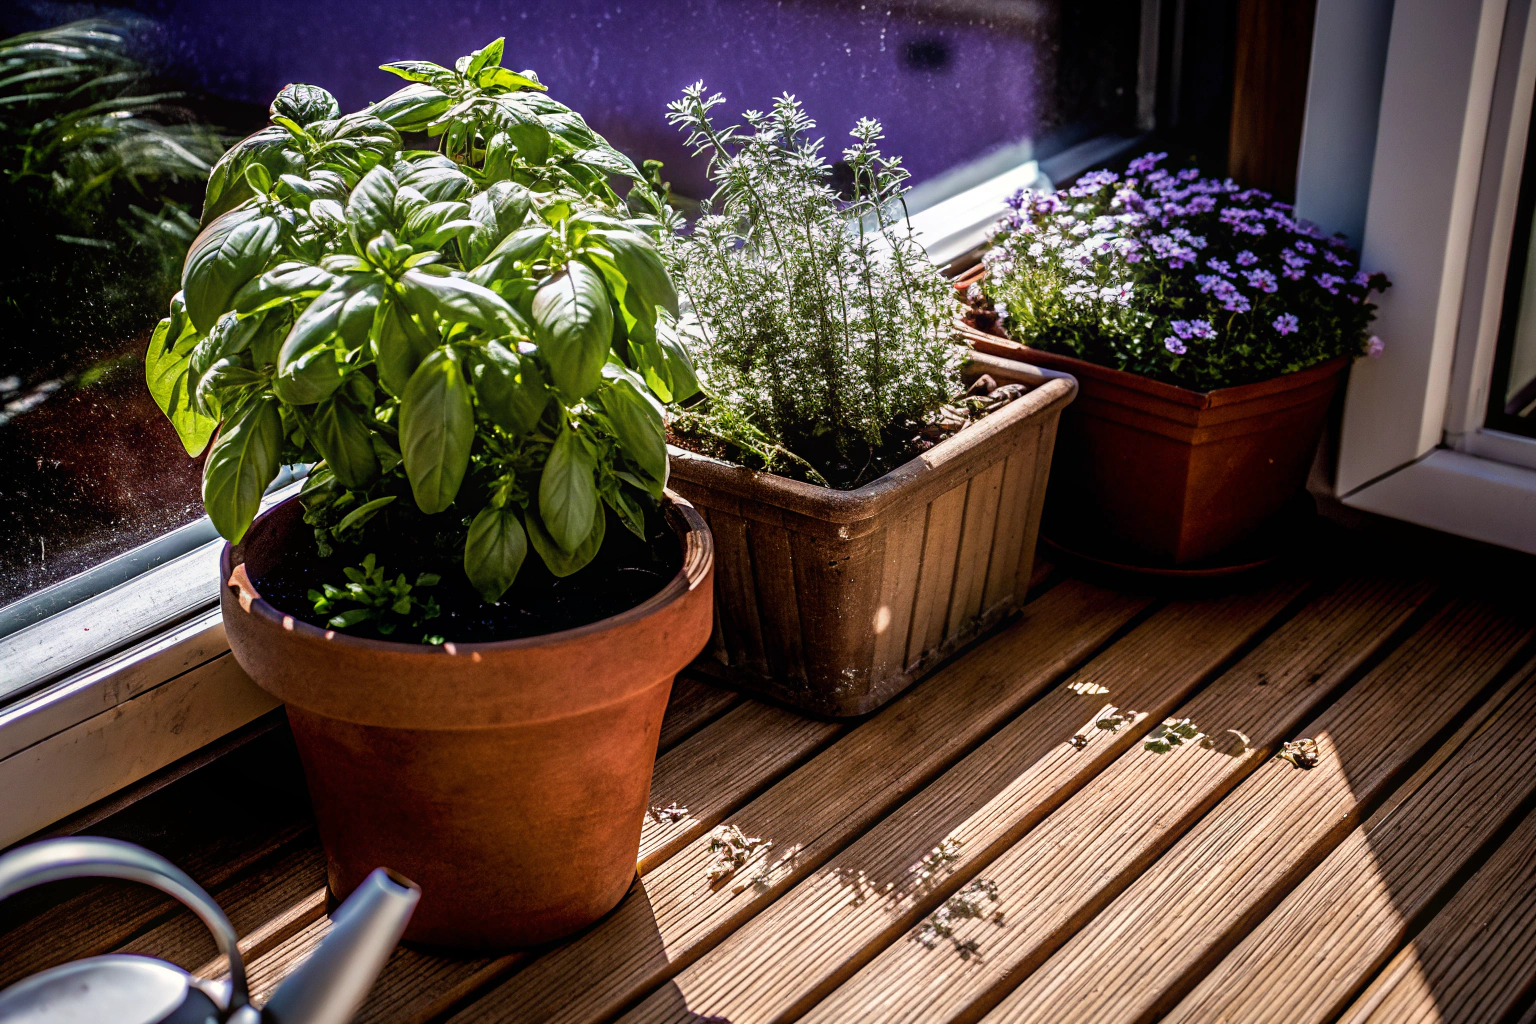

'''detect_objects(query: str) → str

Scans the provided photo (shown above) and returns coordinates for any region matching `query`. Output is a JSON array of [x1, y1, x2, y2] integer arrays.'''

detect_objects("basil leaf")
[[656, 314, 701, 402], [399, 269, 526, 335], [598, 378, 668, 487], [233, 261, 337, 315], [477, 66, 548, 93], [573, 146, 643, 181], [584, 227, 678, 315], [465, 37, 504, 79], [346, 164, 399, 250], [373, 299, 435, 397], [311, 112, 399, 174], [399, 346, 474, 513], [538, 426, 599, 553], [402, 200, 477, 248], [337, 494, 396, 533], [396, 154, 476, 202], [379, 60, 455, 84], [468, 340, 548, 435], [463, 181, 531, 268], [371, 82, 452, 130], [532, 260, 613, 400], [201, 127, 306, 225], [270, 83, 339, 126], [465, 505, 527, 602], [310, 396, 380, 490], [183, 207, 285, 334], [606, 485, 647, 540], [468, 223, 552, 283], [145, 313, 217, 456], [525, 498, 604, 577], [203, 396, 283, 543], [337, 280, 385, 349]]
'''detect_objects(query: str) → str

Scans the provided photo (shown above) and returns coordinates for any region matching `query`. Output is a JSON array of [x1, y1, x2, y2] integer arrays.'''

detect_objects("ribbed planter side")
[[668, 353, 1075, 717]]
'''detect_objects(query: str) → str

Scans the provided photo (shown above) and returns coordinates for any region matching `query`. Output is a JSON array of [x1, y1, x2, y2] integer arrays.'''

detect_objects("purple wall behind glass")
[[128, 0, 1053, 195]]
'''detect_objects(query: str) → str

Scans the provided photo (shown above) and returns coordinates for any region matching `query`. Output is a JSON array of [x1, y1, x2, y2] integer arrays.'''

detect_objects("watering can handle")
[[0, 836, 250, 1013]]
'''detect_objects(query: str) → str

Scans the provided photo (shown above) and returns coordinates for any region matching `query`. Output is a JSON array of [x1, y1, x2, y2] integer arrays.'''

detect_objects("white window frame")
[[1325, 0, 1536, 552]]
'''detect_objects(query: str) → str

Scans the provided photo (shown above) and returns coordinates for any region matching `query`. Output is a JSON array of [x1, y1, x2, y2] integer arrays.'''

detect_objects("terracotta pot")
[[952, 265, 1347, 565], [668, 352, 1076, 717], [219, 494, 714, 950]]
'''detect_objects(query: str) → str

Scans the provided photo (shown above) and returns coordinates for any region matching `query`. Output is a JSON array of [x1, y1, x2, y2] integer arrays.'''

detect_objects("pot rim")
[[667, 350, 1077, 525], [221, 490, 714, 658], [951, 266, 1353, 408]]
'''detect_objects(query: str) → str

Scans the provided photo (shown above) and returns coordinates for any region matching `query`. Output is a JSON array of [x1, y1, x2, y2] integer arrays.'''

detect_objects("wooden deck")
[[5, 525, 1536, 1024]]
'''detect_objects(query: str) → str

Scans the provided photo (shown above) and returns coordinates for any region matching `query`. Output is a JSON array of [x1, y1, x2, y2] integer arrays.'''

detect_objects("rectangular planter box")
[[667, 353, 1076, 717], [953, 265, 1348, 564]]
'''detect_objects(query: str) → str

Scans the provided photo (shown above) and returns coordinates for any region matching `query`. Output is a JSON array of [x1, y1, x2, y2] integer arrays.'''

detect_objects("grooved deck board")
[[973, 598, 1533, 1024], [1167, 654, 1536, 1024], [1336, 802, 1536, 1024], [621, 578, 1313, 1024], [447, 579, 1151, 1024], [794, 575, 1435, 1024], [9, 553, 1536, 1024]]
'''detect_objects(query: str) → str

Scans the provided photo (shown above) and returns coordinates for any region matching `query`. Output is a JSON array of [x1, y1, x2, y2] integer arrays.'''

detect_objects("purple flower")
[[1367, 335, 1385, 358], [1128, 151, 1167, 174], [1171, 319, 1216, 340], [1315, 272, 1346, 295], [1351, 270, 1371, 287], [1207, 258, 1236, 277], [1294, 239, 1316, 255], [1273, 313, 1299, 335], [1165, 337, 1187, 355], [1324, 250, 1351, 267], [1245, 269, 1278, 293], [1236, 250, 1259, 266], [1281, 249, 1309, 269], [1178, 168, 1201, 181]]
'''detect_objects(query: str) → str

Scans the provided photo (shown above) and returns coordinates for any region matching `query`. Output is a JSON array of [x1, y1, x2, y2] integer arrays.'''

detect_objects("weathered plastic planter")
[[220, 493, 714, 951], [954, 265, 1347, 565], [668, 351, 1076, 717]]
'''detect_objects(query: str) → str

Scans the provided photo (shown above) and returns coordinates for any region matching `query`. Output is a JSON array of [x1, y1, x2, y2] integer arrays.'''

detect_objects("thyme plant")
[[663, 85, 959, 487], [147, 39, 695, 606]]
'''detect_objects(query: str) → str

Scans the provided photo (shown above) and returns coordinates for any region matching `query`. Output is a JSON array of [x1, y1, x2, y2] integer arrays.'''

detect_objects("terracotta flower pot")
[[667, 352, 1075, 717], [953, 265, 1347, 565], [219, 494, 714, 950]]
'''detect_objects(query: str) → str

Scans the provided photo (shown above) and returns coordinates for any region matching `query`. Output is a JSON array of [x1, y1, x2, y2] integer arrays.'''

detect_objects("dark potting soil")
[[253, 507, 683, 645]]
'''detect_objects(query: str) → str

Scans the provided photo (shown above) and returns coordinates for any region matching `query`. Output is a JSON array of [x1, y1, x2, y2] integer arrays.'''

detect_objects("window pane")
[[0, 1, 1141, 608], [1490, 88, 1536, 438]]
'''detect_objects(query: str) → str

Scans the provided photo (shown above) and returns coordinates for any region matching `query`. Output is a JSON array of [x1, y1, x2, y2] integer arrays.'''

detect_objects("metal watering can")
[[0, 837, 419, 1024]]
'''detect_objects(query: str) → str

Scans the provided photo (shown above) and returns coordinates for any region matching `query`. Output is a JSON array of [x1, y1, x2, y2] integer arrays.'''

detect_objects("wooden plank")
[[980, 448, 1031, 615], [1337, 802, 1536, 1024], [655, 675, 740, 754], [968, 598, 1532, 1024], [235, 693, 839, 1024], [1166, 654, 1536, 1024], [621, 578, 1317, 1024], [905, 483, 968, 668], [946, 458, 1006, 640], [446, 580, 1154, 1024]]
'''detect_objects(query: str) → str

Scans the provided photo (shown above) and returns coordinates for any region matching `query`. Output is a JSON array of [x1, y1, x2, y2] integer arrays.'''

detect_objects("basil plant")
[[147, 39, 697, 603]]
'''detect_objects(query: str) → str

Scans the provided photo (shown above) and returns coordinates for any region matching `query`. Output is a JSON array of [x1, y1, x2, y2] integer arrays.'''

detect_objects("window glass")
[[0, 0, 1142, 608], [1490, 88, 1536, 439]]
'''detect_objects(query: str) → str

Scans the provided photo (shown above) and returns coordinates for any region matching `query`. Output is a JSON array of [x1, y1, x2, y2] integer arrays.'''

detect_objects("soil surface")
[[254, 507, 683, 645]]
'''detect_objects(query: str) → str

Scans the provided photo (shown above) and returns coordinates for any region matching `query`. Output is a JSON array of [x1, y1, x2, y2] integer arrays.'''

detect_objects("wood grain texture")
[[1337, 803, 1536, 1024], [907, 483, 968, 667], [1167, 654, 1536, 1024], [621, 578, 1311, 1024], [946, 458, 1006, 639], [976, 598, 1533, 1024], [655, 676, 742, 758], [800, 575, 1434, 1024], [446, 579, 1151, 1024]]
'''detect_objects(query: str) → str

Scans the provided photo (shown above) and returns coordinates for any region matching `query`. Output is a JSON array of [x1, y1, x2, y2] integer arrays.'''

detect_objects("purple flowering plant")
[[971, 153, 1390, 391]]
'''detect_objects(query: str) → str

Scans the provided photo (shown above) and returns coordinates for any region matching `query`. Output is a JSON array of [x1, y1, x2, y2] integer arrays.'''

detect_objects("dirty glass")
[[0, 0, 1142, 608]]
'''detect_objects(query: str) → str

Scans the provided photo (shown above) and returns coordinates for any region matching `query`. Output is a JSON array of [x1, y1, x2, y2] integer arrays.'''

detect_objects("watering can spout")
[[261, 869, 419, 1024]]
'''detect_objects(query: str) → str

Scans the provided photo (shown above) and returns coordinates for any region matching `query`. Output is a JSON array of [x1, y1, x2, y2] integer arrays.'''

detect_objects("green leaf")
[[379, 60, 455, 84], [201, 126, 306, 225], [373, 299, 435, 397], [463, 181, 532, 267], [145, 312, 217, 456], [183, 208, 286, 334], [335, 494, 396, 532], [337, 280, 385, 349], [396, 154, 476, 202], [525, 498, 605, 577], [606, 485, 648, 540], [656, 314, 701, 402], [465, 37, 504, 79], [402, 200, 477, 248], [399, 346, 474, 513], [476, 66, 547, 92], [202, 397, 283, 543], [538, 426, 599, 553], [311, 111, 399, 174], [599, 378, 668, 486], [310, 396, 380, 490], [468, 340, 548, 435], [346, 164, 399, 251], [328, 608, 375, 629], [533, 261, 613, 400], [270, 83, 339, 126], [465, 505, 527, 602], [233, 262, 338, 314], [371, 83, 452, 130], [468, 223, 552, 283], [573, 146, 643, 181], [274, 278, 371, 403], [584, 227, 678, 315], [399, 269, 526, 335]]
